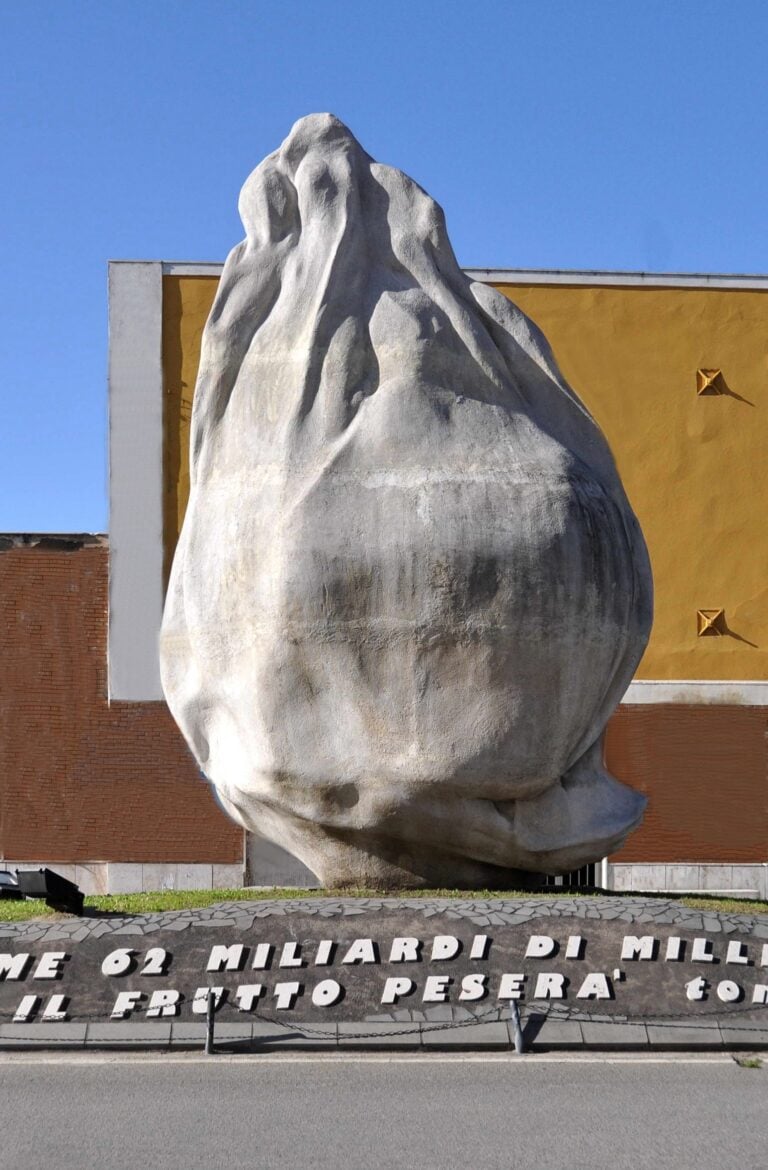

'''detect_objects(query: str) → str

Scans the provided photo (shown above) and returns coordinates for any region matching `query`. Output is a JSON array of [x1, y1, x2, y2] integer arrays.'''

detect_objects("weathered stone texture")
[[160, 114, 653, 886]]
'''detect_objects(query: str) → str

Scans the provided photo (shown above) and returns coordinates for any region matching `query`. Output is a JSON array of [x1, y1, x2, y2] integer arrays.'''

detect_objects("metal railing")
[[543, 863, 597, 889]]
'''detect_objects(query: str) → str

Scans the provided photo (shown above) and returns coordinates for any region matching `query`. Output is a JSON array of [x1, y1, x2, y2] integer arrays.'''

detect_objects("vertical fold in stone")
[[160, 114, 652, 888]]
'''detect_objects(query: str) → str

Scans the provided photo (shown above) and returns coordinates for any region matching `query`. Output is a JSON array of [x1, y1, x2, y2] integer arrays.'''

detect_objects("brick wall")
[[606, 704, 767, 863], [1, 536, 764, 870], [0, 536, 242, 863]]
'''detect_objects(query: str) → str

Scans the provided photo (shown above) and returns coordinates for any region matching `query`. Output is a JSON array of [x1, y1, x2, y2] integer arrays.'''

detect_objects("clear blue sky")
[[3, 0, 767, 532]]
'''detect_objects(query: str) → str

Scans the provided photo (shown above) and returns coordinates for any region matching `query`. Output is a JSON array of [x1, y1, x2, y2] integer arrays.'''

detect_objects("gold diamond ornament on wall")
[[697, 608, 726, 636], [696, 368, 727, 396]]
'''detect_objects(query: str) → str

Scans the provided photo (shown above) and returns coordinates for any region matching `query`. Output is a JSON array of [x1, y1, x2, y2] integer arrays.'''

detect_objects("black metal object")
[[14, 868, 84, 915], [543, 863, 597, 889], [205, 989, 216, 1055], [0, 871, 23, 901], [509, 999, 526, 1054]]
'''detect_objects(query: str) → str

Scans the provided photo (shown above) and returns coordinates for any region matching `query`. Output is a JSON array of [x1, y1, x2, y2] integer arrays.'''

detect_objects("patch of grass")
[[734, 1056, 763, 1069], [0, 898, 53, 922], [1, 884, 766, 922], [678, 895, 768, 916], [1, 887, 535, 921]]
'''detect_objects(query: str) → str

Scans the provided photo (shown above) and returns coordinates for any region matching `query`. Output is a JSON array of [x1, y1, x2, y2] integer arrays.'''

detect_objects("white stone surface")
[[212, 863, 247, 889], [140, 863, 175, 893], [731, 866, 767, 896], [175, 864, 214, 891], [4, 861, 245, 895], [106, 864, 145, 894], [608, 865, 634, 891], [108, 261, 164, 700], [609, 863, 767, 898], [699, 866, 732, 892], [623, 680, 768, 705], [664, 865, 701, 892], [160, 114, 653, 887], [74, 863, 110, 895]]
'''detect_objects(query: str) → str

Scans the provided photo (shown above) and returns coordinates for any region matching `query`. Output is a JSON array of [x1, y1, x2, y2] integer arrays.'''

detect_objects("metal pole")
[[205, 989, 216, 1055], [600, 856, 610, 891], [510, 1000, 526, 1054]]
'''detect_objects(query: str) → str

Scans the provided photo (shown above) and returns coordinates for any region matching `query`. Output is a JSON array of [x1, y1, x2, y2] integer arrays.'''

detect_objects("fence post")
[[600, 857, 610, 891], [205, 989, 216, 1055], [510, 1000, 526, 1054]]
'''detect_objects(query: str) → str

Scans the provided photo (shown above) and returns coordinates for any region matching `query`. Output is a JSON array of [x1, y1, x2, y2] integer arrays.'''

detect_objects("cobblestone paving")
[[2, 894, 767, 945], [2, 898, 767, 1051]]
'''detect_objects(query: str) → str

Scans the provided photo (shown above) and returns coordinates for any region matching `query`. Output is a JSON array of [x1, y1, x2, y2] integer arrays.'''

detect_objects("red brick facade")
[[0, 536, 241, 863], [1, 537, 764, 870], [607, 704, 767, 864]]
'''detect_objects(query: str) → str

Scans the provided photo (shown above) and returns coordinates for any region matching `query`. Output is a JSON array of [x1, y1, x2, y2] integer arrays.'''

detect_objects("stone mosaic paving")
[[3, 894, 768, 945], [2, 897, 767, 1051]]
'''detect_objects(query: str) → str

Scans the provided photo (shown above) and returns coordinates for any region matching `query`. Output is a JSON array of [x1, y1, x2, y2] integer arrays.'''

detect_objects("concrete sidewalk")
[[1, 1015, 767, 1052]]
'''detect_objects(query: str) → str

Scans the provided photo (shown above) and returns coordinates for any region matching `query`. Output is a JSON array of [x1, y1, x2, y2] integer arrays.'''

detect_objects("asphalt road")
[[0, 1053, 765, 1170]]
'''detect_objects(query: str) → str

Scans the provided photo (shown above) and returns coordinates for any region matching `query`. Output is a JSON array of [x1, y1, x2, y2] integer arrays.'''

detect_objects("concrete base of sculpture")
[[5, 899, 767, 1049], [160, 114, 652, 889]]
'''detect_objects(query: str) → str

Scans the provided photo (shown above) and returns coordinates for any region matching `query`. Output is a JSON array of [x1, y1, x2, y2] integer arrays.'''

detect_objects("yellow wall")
[[161, 276, 217, 587], [162, 275, 767, 680]]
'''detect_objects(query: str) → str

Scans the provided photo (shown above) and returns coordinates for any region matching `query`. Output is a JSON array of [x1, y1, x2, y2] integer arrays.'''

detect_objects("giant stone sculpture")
[[160, 114, 653, 888]]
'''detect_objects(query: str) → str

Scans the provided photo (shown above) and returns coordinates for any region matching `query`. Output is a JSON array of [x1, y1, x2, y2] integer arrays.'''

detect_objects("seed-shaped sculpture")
[[160, 114, 653, 888]]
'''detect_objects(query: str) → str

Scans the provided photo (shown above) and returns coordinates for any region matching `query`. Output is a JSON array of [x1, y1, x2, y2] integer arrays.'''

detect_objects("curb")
[[2, 1017, 768, 1053]]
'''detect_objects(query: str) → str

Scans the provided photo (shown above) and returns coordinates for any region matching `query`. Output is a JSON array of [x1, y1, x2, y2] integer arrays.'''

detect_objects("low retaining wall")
[[4, 862, 245, 896], [609, 863, 768, 900], [7, 860, 767, 898], [2, 896, 767, 1051]]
